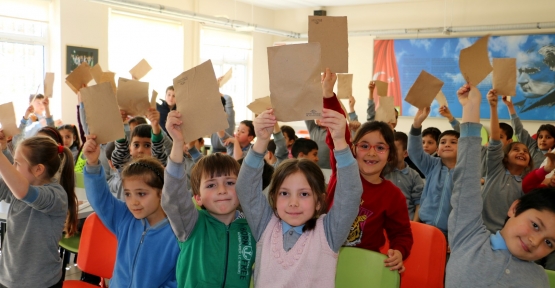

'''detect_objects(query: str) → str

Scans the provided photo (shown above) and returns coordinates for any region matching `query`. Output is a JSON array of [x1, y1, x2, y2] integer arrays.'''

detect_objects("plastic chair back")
[[75, 213, 117, 278], [546, 269, 555, 288], [336, 247, 400, 288], [400, 221, 447, 288]]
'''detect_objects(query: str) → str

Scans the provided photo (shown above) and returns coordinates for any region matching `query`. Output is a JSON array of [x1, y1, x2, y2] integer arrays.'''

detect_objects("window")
[[200, 28, 252, 125], [0, 0, 49, 120], [109, 11, 184, 100]]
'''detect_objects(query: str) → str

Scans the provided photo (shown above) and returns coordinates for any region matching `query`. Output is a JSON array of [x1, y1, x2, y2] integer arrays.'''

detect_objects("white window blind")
[[200, 28, 252, 124], [108, 11, 184, 98]]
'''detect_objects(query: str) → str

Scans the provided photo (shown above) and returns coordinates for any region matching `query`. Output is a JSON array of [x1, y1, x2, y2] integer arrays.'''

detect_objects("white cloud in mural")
[[489, 35, 528, 57], [410, 39, 433, 51], [534, 35, 553, 47]]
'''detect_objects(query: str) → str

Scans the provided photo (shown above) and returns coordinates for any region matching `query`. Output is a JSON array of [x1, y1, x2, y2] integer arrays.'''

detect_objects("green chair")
[[59, 233, 81, 280], [546, 269, 555, 288], [75, 172, 85, 189], [481, 126, 489, 146], [336, 247, 400, 288]]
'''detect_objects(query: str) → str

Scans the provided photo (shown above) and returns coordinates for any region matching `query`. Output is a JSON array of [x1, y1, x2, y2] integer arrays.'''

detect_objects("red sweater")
[[522, 167, 549, 193], [324, 95, 413, 259]]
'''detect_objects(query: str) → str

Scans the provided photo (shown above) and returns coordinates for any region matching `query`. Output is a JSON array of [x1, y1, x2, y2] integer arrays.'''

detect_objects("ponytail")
[[59, 146, 78, 237]]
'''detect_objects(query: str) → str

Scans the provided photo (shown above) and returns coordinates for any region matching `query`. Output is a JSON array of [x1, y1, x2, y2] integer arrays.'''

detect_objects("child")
[[408, 106, 459, 236], [522, 156, 555, 193], [446, 84, 551, 287], [264, 124, 289, 168], [210, 95, 236, 153], [236, 107, 363, 287], [58, 124, 81, 160], [421, 127, 441, 156], [17, 95, 55, 140], [506, 96, 555, 168], [385, 131, 424, 222], [482, 89, 534, 233], [305, 119, 331, 169], [324, 69, 412, 272], [162, 110, 255, 288], [157, 85, 176, 136], [217, 120, 255, 160], [0, 136, 78, 287], [82, 135, 179, 287], [264, 139, 277, 166], [291, 138, 319, 164], [280, 125, 297, 158]]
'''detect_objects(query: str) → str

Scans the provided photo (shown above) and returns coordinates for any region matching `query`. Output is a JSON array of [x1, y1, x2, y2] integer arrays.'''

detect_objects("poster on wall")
[[373, 34, 555, 120], [66, 46, 99, 75]]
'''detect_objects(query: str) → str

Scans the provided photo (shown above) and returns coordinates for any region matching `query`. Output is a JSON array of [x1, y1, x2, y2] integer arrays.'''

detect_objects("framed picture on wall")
[[66, 46, 98, 74]]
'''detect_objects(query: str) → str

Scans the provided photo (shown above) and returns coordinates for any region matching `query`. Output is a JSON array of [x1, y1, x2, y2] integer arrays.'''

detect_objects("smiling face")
[[353, 131, 390, 183], [275, 171, 320, 227], [194, 172, 239, 224], [422, 135, 438, 155], [537, 130, 555, 151], [129, 136, 152, 159], [437, 135, 458, 160], [501, 203, 555, 261], [506, 143, 531, 169], [123, 176, 165, 226]]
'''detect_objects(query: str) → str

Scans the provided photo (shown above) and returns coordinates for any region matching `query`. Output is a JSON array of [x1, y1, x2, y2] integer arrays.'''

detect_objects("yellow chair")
[[336, 247, 400, 288]]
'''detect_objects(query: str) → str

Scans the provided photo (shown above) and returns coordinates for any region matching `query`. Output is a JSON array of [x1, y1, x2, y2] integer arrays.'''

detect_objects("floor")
[[64, 254, 83, 281]]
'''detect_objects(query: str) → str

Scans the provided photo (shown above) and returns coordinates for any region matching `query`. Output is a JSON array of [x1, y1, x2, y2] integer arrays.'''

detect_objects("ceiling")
[[235, 0, 424, 10]]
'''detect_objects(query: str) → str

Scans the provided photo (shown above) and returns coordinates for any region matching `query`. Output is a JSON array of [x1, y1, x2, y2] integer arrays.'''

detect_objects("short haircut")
[[238, 157, 274, 191], [267, 139, 276, 154], [131, 124, 152, 139], [121, 157, 165, 193], [105, 142, 116, 160], [166, 85, 174, 92], [438, 130, 460, 142], [422, 127, 441, 143], [29, 93, 44, 103], [190, 153, 240, 197], [129, 116, 148, 127], [241, 120, 255, 138], [280, 125, 297, 141], [514, 187, 555, 217], [291, 138, 318, 158], [499, 122, 514, 140], [394, 131, 408, 151]]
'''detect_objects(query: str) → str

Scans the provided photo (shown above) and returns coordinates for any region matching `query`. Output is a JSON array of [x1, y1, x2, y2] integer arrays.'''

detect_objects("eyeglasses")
[[354, 143, 389, 154]]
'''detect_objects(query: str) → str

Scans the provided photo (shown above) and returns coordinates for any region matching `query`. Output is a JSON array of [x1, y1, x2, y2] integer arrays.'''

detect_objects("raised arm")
[[407, 107, 438, 175], [439, 105, 460, 132], [367, 81, 376, 122]]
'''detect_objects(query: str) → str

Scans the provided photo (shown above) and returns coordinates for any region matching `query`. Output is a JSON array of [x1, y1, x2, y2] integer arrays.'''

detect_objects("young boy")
[[447, 84, 552, 287], [422, 127, 441, 156], [162, 110, 255, 288], [385, 132, 424, 222], [218, 120, 255, 160], [408, 106, 459, 236], [291, 138, 319, 164], [157, 85, 176, 136]]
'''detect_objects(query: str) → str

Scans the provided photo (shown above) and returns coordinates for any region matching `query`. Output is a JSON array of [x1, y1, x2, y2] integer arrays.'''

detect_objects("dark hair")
[[267, 139, 276, 154], [537, 124, 555, 149], [20, 136, 78, 237], [438, 130, 460, 142], [514, 187, 555, 217], [37, 126, 63, 145], [105, 142, 116, 160], [221, 96, 226, 110], [499, 122, 514, 140], [121, 157, 164, 194], [190, 153, 240, 197], [129, 116, 148, 128], [280, 125, 298, 143], [394, 131, 408, 151], [28, 93, 44, 103], [422, 127, 441, 143], [502, 142, 533, 175], [352, 121, 397, 176], [240, 120, 255, 138], [166, 86, 174, 92], [58, 124, 81, 150], [131, 124, 152, 139], [291, 138, 318, 158], [267, 159, 327, 232], [237, 157, 274, 191]]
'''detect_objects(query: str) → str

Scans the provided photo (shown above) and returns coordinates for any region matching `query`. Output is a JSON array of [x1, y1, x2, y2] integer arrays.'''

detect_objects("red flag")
[[373, 40, 402, 114]]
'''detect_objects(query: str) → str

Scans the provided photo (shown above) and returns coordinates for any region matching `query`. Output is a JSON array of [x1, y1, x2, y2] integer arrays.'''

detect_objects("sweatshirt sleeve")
[[112, 138, 130, 170], [522, 167, 549, 194], [485, 140, 504, 177], [366, 99, 376, 122], [450, 118, 461, 132], [511, 114, 536, 151], [448, 123, 485, 251], [411, 171, 424, 205], [384, 187, 414, 259], [161, 159, 198, 242], [273, 131, 289, 164], [151, 131, 167, 167], [236, 149, 275, 241], [407, 125, 437, 176], [323, 147, 363, 252], [223, 95, 236, 136]]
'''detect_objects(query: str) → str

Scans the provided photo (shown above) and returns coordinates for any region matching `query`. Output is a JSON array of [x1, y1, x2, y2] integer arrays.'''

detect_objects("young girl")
[[522, 155, 555, 193], [236, 108, 363, 287], [82, 135, 179, 287], [506, 96, 555, 168], [323, 68, 413, 272], [482, 89, 534, 233], [58, 124, 81, 160], [0, 136, 78, 288]]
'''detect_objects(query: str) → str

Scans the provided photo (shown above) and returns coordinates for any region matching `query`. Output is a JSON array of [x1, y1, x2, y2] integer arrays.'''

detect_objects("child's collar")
[[490, 230, 509, 251]]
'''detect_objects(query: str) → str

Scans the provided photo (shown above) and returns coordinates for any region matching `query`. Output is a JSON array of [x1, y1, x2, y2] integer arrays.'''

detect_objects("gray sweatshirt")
[[446, 123, 548, 288], [0, 182, 68, 288]]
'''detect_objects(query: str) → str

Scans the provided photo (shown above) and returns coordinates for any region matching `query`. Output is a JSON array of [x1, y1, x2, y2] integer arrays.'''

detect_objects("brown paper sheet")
[[0, 102, 19, 138], [435, 90, 448, 107], [492, 58, 517, 96], [66, 62, 93, 93], [219, 68, 233, 88], [129, 59, 152, 80], [375, 96, 396, 123], [375, 80, 388, 97], [151, 90, 158, 108], [459, 35, 493, 86], [90, 64, 103, 84], [116, 78, 150, 116], [173, 60, 229, 143], [405, 70, 444, 109], [98, 72, 117, 94], [268, 43, 323, 122], [337, 74, 353, 99], [247, 96, 273, 115], [308, 16, 348, 73], [44, 72, 54, 98], [80, 82, 124, 144]]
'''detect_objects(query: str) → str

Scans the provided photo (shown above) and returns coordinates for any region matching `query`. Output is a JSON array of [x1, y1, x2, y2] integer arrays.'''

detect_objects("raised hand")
[[83, 135, 101, 165], [319, 108, 348, 151], [321, 68, 337, 98], [146, 108, 161, 134], [413, 106, 431, 128], [253, 109, 277, 142], [439, 106, 454, 122], [458, 83, 481, 123], [487, 89, 498, 107], [165, 111, 184, 144], [348, 95, 356, 112]]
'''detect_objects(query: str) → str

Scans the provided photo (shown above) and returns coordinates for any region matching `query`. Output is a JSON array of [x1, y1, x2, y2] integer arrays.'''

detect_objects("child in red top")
[[522, 155, 555, 193], [322, 68, 413, 272]]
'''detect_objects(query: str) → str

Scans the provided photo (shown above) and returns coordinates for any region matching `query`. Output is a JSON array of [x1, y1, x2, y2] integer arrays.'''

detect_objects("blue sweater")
[[84, 164, 179, 288]]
